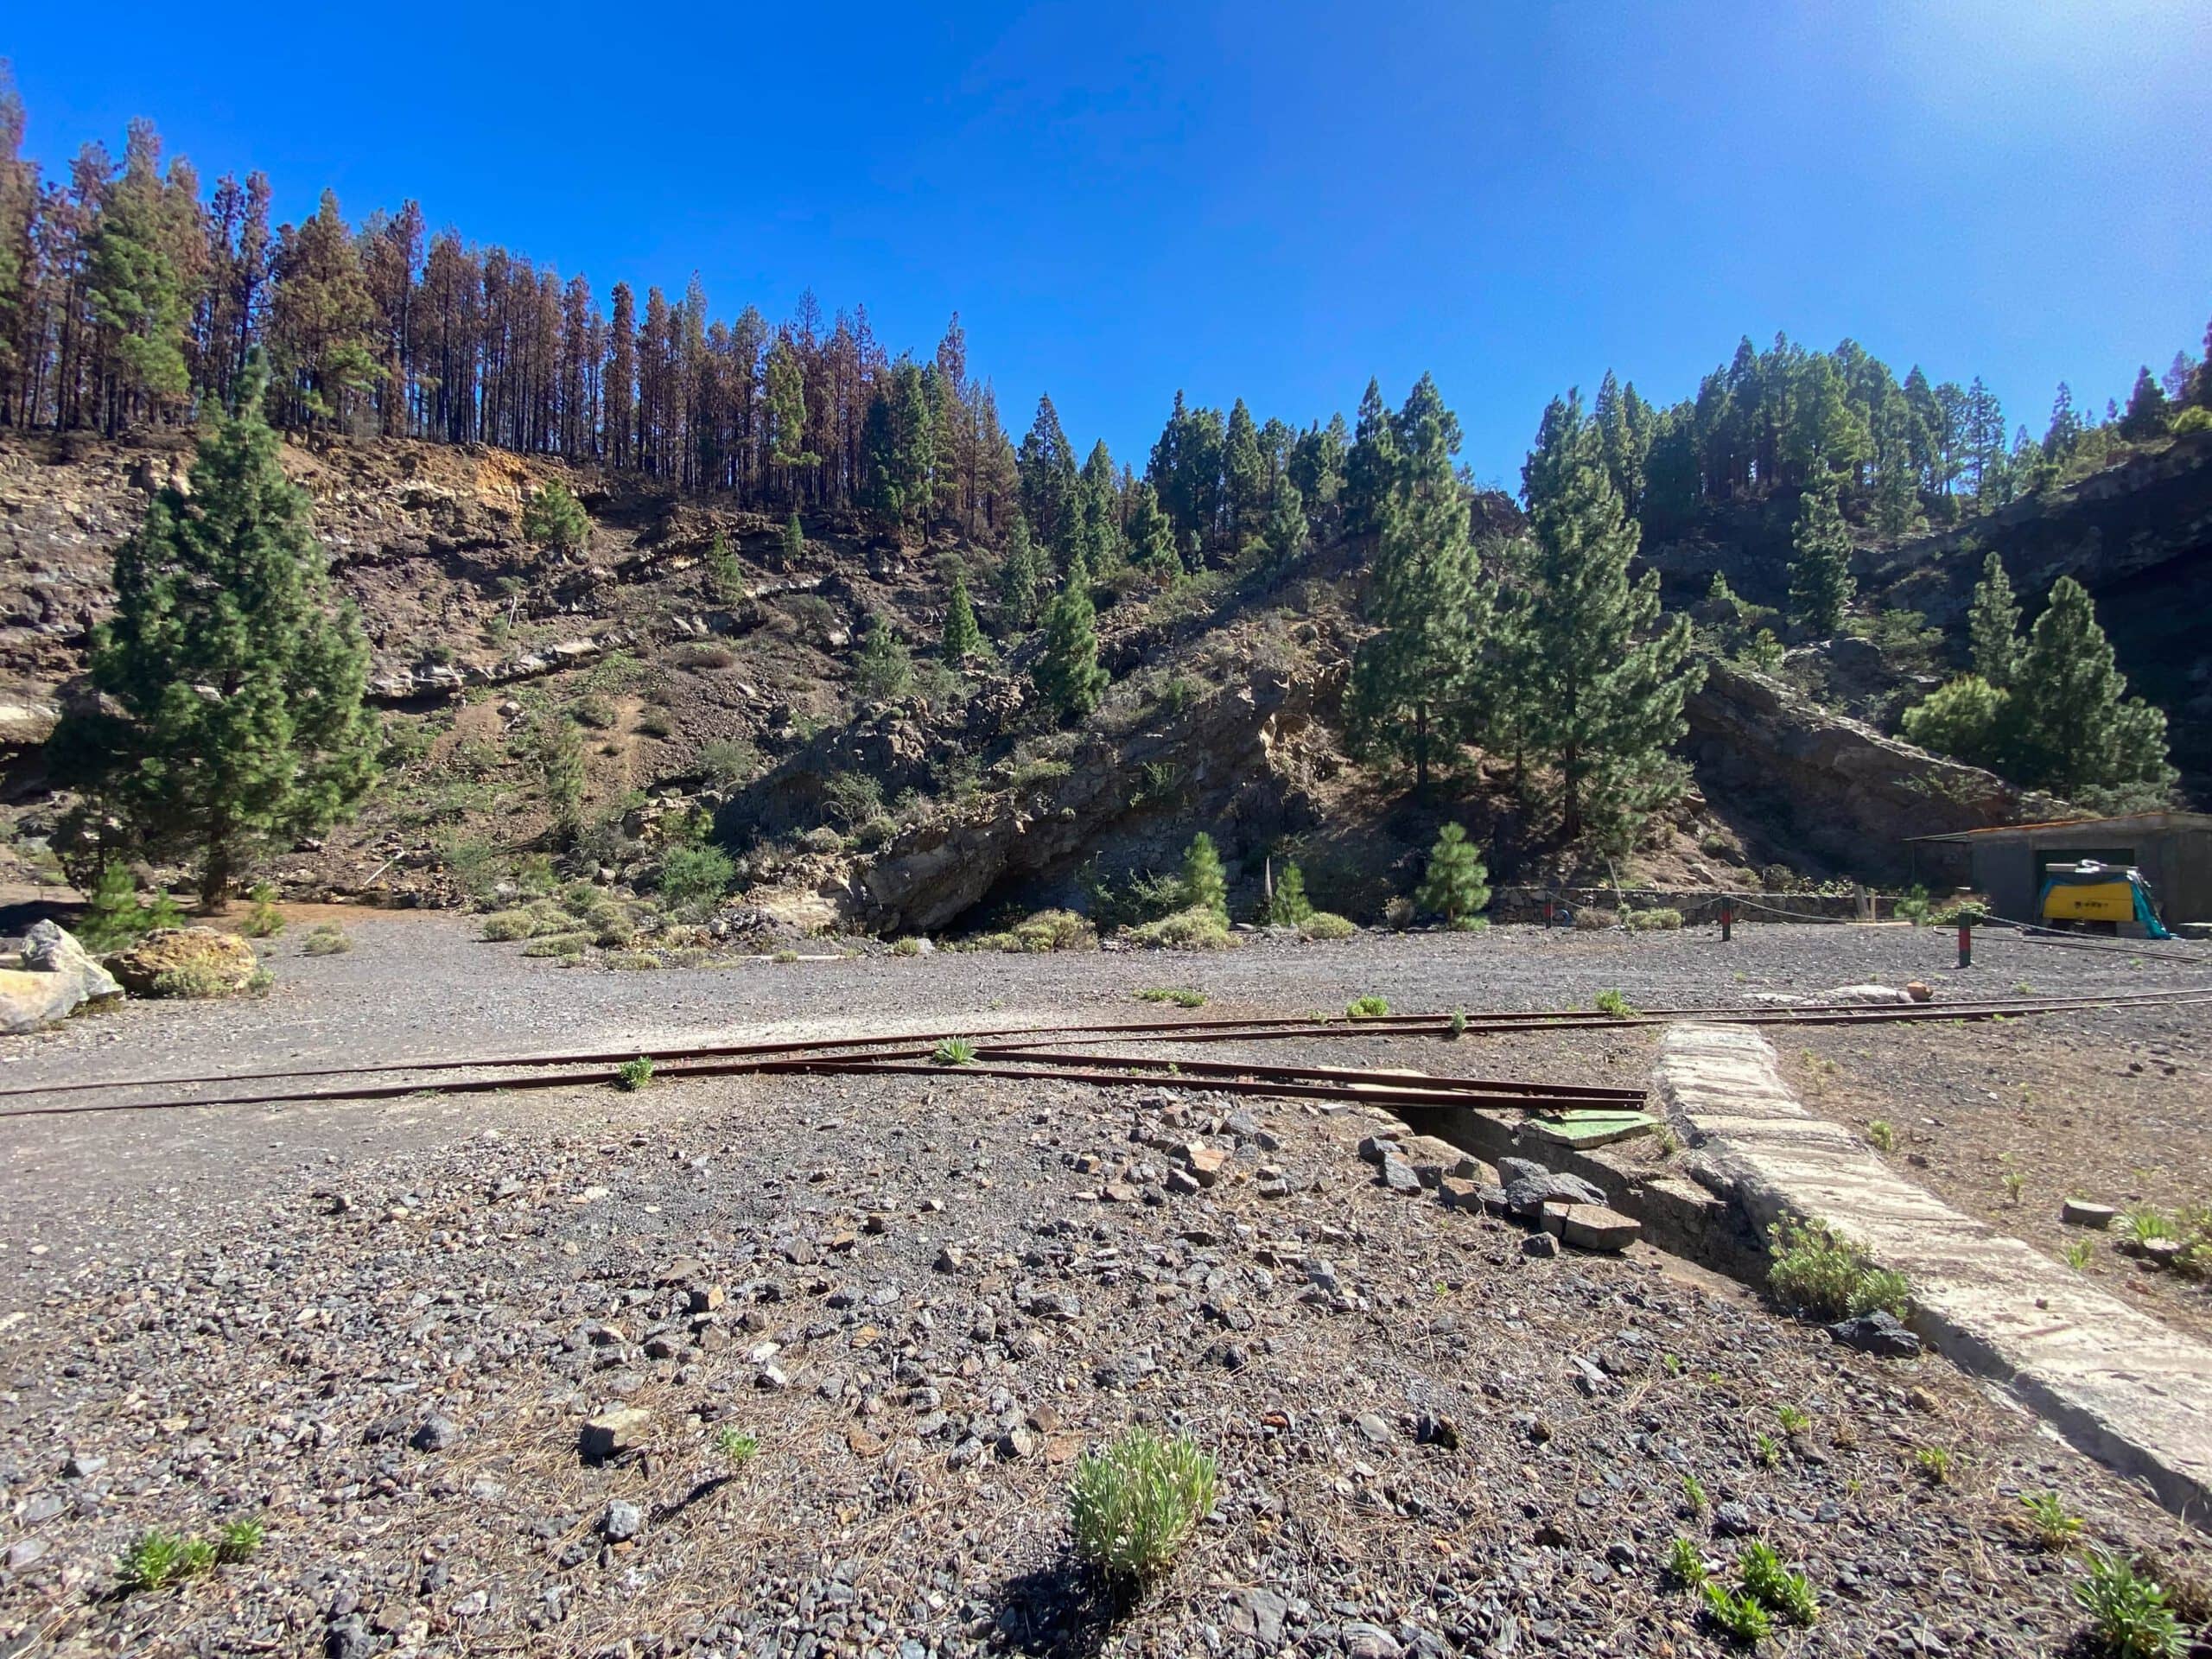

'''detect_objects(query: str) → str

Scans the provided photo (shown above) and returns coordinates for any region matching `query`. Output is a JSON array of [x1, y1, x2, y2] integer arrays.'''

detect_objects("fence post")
[[1957, 914, 1973, 969], [1542, 896, 1554, 930], [1719, 894, 1732, 942]]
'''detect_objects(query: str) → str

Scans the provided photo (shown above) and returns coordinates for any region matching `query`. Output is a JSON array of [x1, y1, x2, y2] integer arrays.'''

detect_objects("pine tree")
[[2118, 366, 2171, 441], [1264, 858, 1313, 925], [522, 479, 589, 555], [49, 364, 378, 906], [1017, 394, 1079, 559], [537, 715, 587, 837], [1513, 391, 1702, 844], [1786, 477, 1853, 636], [86, 120, 192, 424], [2003, 576, 2173, 804], [1032, 553, 1108, 721], [997, 518, 1046, 631], [1345, 382, 1486, 788], [704, 528, 741, 604], [1257, 472, 1309, 569], [1180, 831, 1228, 922], [1967, 551, 2020, 688], [1123, 480, 1178, 574], [1414, 823, 1491, 925], [941, 573, 982, 663], [781, 512, 806, 569], [1341, 378, 1400, 539], [853, 616, 913, 702], [1222, 398, 1268, 550]]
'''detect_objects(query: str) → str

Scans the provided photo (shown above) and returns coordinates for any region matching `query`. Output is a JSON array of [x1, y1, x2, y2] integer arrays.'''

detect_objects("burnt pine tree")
[[1514, 391, 1701, 844], [1344, 382, 1486, 789], [1786, 477, 1854, 636], [1032, 552, 1107, 721], [51, 363, 378, 906]]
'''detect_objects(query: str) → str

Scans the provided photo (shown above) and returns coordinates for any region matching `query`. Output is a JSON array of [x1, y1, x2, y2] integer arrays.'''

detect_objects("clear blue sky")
[[10, 1, 2209, 483]]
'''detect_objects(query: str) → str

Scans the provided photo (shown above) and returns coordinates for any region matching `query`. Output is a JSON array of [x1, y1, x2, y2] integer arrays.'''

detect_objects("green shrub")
[[149, 962, 246, 999], [522, 931, 589, 958], [1264, 860, 1314, 925], [635, 709, 676, 741], [1901, 675, 2007, 768], [1767, 1216, 1912, 1320], [1123, 906, 1235, 950], [1300, 911, 1356, 942], [1594, 988, 1637, 1019], [1135, 986, 1207, 1008], [931, 1037, 978, 1066], [2072, 1550, 2187, 1659], [1738, 1540, 1818, 1625], [1624, 906, 1683, 932], [240, 883, 285, 938], [303, 924, 352, 956], [614, 1056, 654, 1091], [1068, 1427, 1217, 1583], [1345, 995, 1389, 1020], [1006, 909, 1095, 953], [1010, 757, 1072, 791], [658, 844, 734, 913], [605, 952, 661, 971], [890, 937, 925, 957], [569, 693, 619, 730], [1181, 832, 1229, 922], [216, 1520, 264, 1564], [2020, 1491, 2084, 1551], [77, 862, 156, 950], [696, 736, 760, 786], [1700, 1580, 1773, 1644], [522, 479, 590, 553]]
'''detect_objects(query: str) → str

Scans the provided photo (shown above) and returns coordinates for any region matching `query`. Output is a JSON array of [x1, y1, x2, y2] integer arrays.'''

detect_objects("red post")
[[1720, 895, 1732, 942], [1957, 916, 1973, 969], [1542, 897, 1554, 930]]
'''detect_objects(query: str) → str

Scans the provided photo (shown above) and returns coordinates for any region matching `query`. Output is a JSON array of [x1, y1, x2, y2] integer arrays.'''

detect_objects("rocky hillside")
[[0, 424, 2120, 928]]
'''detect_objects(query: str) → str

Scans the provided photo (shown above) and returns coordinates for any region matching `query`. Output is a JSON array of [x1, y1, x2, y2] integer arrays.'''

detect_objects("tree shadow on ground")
[[988, 1556, 1127, 1657]]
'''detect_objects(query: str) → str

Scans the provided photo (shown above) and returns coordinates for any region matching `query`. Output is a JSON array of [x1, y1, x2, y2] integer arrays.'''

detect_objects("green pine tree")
[[1265, 858, 1313, 925], [1124, 480, 1178, 575], [2118, 365, 2172, 441], [1345, 382, 1488, 788], [704, 528, 741, 604], [781, 512, 806, 569], [853, 616, 913, 702], [1222, 398, 1268, 550], [1341, 378, 1401, 539], [1032, 553, 1108, 721], [86, 120, 192, 423], [942, 573, 982, 663], [997, 518, 1046, 631], [1513, 391, 1703, 844], [1414, 823, 1491, 925], [1967, 550, 2021, 688], [1786, 478, 1854, 636], [1257, 472, 1310, 569], [1181, 831, 1228, 922], [537, 715, 588, 838], [49, 363, 378, 906], [2003, 576, 2174, 804], [522, 479, 590, 556]]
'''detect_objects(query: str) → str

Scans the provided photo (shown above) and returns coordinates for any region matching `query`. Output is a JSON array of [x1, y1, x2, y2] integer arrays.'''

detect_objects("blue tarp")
[[2037, 862, 2172, 939]]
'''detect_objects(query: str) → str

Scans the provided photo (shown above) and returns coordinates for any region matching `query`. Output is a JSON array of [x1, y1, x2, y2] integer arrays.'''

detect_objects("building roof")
[[1907, 810, 2212, 844]]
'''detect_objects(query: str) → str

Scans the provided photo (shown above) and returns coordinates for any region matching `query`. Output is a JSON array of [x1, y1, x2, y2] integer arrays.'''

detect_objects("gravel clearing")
[[3, 918, 2209, 1657]]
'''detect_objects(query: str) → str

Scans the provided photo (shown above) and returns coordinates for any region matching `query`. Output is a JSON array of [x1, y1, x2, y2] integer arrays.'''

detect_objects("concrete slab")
[[1656, 1022, 2212, 1526]]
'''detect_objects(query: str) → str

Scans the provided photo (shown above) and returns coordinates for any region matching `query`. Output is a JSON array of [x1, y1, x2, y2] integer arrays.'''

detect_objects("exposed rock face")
[[1682, 656, 2051, 878], [0, 920, 124, 1033], [105, 927, 259, 997], [842, 671, 1327, 933]]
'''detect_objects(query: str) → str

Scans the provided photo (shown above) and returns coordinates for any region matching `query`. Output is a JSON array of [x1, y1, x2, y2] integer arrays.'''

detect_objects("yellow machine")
[[2040, 878, 2138, 925], [2037, 861, 2171, 938]]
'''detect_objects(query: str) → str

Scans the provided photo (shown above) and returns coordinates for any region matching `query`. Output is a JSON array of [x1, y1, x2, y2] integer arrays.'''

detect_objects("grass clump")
[[1915, 1445, 1955, 1484], [715, 1427, 760, 1465], [216, 1519, 264, 1564], [1594, 988, 1637, 1019], [1345, 995, 1390, 1020], [1623, 906, 1684, 932], [2021, 1491, 2084, 1551], [481, 907, 542, 942], [614, 1056, 654, 1091], [1738, 1540, 1819, 1626], [931, 1037, 978, 1066], [302, 923, 352, 956], [1767, 1216, 1911, 1321], [1665, 1536, 1710, 1587], [605, 951, 661, 970], [1867, 1118, 1897, 1152], [148, 963, 245, 1000], [240, 883, 286, 938], [1122, 906, 1235, 950], [2072, 1550, 2188, 1658], [1136, 986, 1207, 1008], [119, 1529, 222, 1592], [890, 936, 925, 957], [1699, 1581, 1773, 1645], [521, 931, 589, 958], [1068, 1427, 1217, 1584], [1300, 911, 1356, 941]]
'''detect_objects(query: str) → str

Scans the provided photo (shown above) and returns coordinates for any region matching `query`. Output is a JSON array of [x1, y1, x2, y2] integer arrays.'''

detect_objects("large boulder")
[[105, 927, 259, 998], [0, 920, 124, 1033]]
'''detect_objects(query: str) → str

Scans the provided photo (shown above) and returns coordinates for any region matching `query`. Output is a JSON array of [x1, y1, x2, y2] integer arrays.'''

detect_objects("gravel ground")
[[3, 918, 2210, 1658]]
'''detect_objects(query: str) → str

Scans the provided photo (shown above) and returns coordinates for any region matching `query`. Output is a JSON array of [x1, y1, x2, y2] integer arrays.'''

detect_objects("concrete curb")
[[1656, 1021, 2212, 1527]]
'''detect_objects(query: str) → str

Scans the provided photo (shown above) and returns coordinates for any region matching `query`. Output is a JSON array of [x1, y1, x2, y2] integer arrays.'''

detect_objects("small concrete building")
[[1907, 810, 2212, 927]]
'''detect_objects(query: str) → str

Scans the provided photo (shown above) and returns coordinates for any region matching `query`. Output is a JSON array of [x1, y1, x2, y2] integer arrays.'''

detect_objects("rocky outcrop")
[[1682, 656, 2052, 877], [105, 927, 259, 998], [0, 921, 123, 1033], [842, 671, 1330, 933]]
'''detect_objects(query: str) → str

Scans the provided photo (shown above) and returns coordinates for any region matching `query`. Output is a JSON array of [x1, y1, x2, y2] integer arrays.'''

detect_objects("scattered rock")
[[1522, 1232, 1560, 1260], [1377, 1155, 1422, 1194], [105, 927, 259, 998], [0, 921, 123, 1033], [601, 1500, 644, 1542], [580, 1406, 651, 1461], [2061, 1199, 2118, 1230], [1827, 1311, 1923, 1359], [410, 1413, 462, 1452], [1553, 1203, 1641, 1253]]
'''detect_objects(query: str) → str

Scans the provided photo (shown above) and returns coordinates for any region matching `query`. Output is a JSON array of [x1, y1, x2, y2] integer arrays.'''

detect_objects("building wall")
[[1965, 828, 2212, 924]]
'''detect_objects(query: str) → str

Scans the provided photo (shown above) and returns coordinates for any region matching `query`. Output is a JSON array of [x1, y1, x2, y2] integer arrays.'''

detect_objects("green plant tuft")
[[1594, 988, 1637, 1019], [614, 1056, 654, 1091], [1699, 1580, 1774, 1645], [1767, 1216, 1911, 1320], [2020, 1491, 2083, 1552], [1068, 1427, 1217, 1584], [1345, 995, 1390, 1020], [931, 1037, 978, 1066], [2072, 1549, 2187, 1659]]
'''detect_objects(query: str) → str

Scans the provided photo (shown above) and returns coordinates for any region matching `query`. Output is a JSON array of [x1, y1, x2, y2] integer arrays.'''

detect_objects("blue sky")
[[9, 1, 2209, 482]]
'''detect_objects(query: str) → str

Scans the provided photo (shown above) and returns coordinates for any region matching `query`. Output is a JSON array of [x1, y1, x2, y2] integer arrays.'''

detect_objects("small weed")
[[302, 923, 353, 955], [1447, 1007, 1467, 1039], [1345, 995, 1390, 1020], [1699, 1580, 1774, 1644], [2063, 1238, 2097, 1271], [1135, 987, 1208, 1008], [2071, 1549, 2187, 1659], [2123, 1205, 2177, 1245], [1594, 988, 1637, 1019], [1666, 1535, 1710, 1586], [931, 1037, 978, 1066], [1767, 1216, 1911, 1320], [772, 949, 800, 963], [890, 937, 925, 957], [120, 1530, 191, 1592], [2020, 1491, 2083, 1551], [2003, 1167, 2026, 1205], [715, 1427, 760, 1465], [614, 1057, 654, 1092], [1739, 1539, 1820, 1625], [1754, 1431, 1781, 1468], [1680, 1471, 1708, 1512], [1915, 1445, 1954, 1485], [1776, 1404, 1809, 1435], [215, 1519, 264, 1564], [1069, 1427, 1218, 1583], [240, 883, 285, 938], [1867, 1119, 1897, 1152]]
